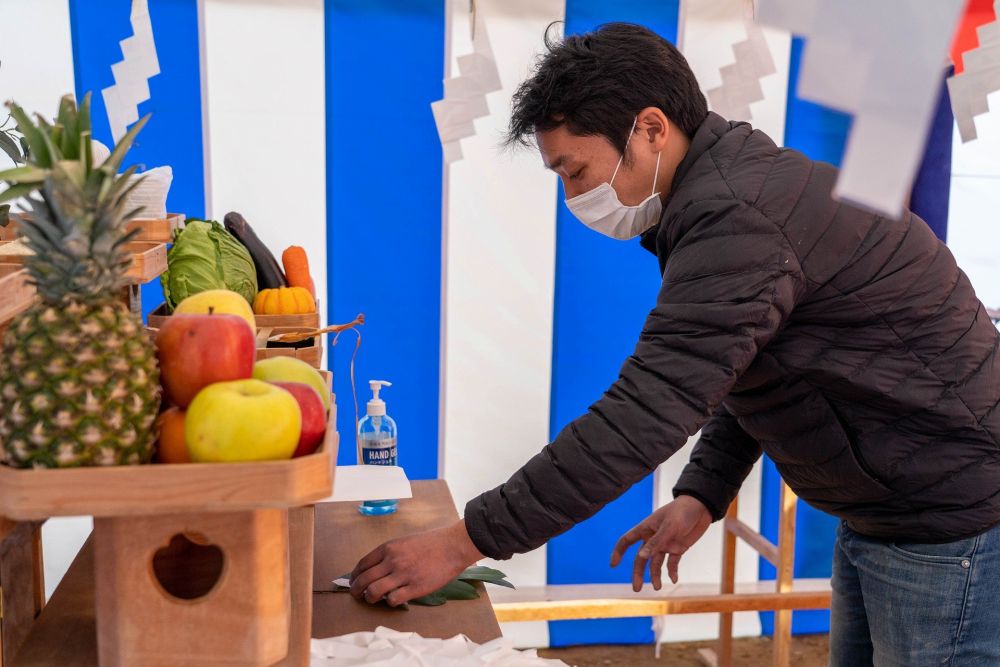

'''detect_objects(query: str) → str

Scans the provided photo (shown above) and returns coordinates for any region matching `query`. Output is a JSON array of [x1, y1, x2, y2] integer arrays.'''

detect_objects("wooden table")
[[13, 480, 501, 664], [311, 480, 502, 644]]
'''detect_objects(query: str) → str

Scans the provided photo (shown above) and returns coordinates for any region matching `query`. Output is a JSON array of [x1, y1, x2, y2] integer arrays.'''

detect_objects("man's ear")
[[637, 107, 669, 152]]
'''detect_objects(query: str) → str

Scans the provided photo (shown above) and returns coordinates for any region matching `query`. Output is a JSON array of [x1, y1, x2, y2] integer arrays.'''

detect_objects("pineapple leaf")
[[51, 124, 64, 154], [78, 93, 92, 140], [56, 95, 78, 140], [53, 160, 86, 191], [103, 114, 149, 174], [58, 123, 78, 159], [7, 103, 50, 168], [80, 131, 93, 174], [0, 165, 46, 183], [0, 182, 36, 204], [34, 116, 62, 164], [0, 132, 23, 164]]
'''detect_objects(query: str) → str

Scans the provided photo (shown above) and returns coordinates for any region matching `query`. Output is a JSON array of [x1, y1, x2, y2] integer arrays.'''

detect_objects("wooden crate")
[[148, 301, 321, 331], [0, 241, 166, 285], [256, 327, 323, 369], [0, 264, 35, 325], [126, 213, 184, 243], [123, 241, 168, 284], [0, 214, 182, 244], [0, 407, 337, 521]]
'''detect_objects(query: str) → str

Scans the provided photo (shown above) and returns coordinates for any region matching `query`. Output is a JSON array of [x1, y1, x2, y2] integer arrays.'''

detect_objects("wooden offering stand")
[[0, 217, 339, 664], [1, 401, 337, 666]]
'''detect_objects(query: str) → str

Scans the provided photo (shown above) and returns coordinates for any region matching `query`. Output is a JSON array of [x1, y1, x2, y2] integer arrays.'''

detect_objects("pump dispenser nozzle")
[[367, 380, 392, 417]]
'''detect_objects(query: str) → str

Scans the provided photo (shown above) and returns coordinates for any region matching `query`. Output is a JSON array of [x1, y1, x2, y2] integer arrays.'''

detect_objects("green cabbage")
[[160, 219, 258, 311]]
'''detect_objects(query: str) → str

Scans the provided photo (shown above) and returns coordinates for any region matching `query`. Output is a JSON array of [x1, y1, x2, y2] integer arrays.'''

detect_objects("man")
[[350, 22, 1000, 665]]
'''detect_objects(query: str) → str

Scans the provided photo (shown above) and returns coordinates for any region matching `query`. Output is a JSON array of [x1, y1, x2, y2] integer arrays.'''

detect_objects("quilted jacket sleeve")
[[463, 200, 804, 560], [672, 406, 762, 521]]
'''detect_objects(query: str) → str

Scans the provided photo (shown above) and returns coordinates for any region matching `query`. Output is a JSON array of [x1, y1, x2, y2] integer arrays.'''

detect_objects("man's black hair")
[[506, 22, 708, 158]]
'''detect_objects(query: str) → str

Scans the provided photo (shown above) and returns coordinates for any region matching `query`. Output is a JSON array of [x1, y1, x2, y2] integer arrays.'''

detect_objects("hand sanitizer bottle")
[[357, 380, 398, 516]]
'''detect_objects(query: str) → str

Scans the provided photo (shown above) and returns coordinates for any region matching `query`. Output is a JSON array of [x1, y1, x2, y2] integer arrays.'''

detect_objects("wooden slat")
[[0, 518, 17, 545], [311, 480, 502, 645], [717, 501, 739, 667], [14, 537, 98, 666], [1, 523, 49, 665], [31, 525, 44, 615], [724, 516, 779, 566], [772, 483, 798, 667], [275, 506, 315, 667], [0, 264, 35, 326], [491, 579, 832, 623]]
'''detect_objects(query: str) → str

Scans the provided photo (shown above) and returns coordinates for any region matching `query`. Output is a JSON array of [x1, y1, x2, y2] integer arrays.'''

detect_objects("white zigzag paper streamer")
[[706, 1, 776, 122], [948, 1, 1000, 143], [102, 0, 160, 142], [432, 7, 502, 163], [758, 0, 965, 219]]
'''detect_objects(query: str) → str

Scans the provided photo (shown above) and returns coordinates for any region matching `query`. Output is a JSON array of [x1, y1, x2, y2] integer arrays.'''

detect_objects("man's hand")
[[349, 519, 486, 607], [610, 495, 712, 592]]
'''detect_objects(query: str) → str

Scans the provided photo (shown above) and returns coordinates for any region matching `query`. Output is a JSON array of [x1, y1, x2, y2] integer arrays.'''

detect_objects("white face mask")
[[565, 116, 663, 240]]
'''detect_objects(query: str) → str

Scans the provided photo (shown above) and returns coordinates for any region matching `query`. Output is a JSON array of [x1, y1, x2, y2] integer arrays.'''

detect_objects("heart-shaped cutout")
[[152, 532, 225, 601]]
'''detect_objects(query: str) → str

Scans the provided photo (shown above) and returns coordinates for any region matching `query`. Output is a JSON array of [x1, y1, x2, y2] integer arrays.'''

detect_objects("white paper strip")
[[703, 1, 777, 122], [431, 8, 502, 163], [948, 1, 1000, 142], [101, 0, 160, 142], [321, 465, 412, 504], [758, 0, 966, 219]]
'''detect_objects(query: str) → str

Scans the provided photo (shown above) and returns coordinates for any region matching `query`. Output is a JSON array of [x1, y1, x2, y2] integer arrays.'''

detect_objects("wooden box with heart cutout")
[[94, 508, 291, 665]]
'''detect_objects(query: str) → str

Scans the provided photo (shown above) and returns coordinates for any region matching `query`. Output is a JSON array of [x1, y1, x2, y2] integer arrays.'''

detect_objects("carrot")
[[282, 246, 315, 298]]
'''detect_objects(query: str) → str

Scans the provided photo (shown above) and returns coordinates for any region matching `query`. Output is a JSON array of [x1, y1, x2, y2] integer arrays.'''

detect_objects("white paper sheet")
[[101, 0, 160, 142], [323, 465, 413, 503], [758, 0, 966, 219], [432, 6, 503, 163], [310, 626, 569, 666], [948, 2, 1000, 142], [695, 0, 777, 123]]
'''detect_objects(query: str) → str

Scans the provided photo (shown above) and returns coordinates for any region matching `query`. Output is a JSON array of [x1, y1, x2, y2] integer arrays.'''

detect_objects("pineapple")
[[0, 94, 160, 467]]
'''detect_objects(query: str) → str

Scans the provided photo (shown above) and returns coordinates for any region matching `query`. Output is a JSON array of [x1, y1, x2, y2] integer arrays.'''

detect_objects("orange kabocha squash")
[[252, 286, 316, 315]]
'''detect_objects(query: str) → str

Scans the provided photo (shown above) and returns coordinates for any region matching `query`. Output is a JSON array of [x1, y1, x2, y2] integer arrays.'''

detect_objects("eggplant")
[[223, 211, 288, 290]]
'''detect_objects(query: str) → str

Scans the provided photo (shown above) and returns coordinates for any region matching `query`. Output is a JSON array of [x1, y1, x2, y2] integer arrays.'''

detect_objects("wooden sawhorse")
[[491, 483, 830, 667]]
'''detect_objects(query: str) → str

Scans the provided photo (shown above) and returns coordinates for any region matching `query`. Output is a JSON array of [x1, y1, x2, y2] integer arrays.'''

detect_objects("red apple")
[[156, 313, 255, 408], [271, 382, 327, 457]]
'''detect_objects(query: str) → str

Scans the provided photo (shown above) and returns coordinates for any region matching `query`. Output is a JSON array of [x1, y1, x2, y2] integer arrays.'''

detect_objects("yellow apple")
[[186, 379, 301, 462], [174, 289, 256, 331], [252, 357, 330, 411]]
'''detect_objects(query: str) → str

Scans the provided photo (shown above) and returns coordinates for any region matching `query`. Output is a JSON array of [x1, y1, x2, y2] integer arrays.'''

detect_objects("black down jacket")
[[464, 112, 1000, 560]]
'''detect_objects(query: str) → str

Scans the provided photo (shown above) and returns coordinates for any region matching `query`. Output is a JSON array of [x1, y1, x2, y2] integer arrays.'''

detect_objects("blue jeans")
[[830, 520, 1000, 666]]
